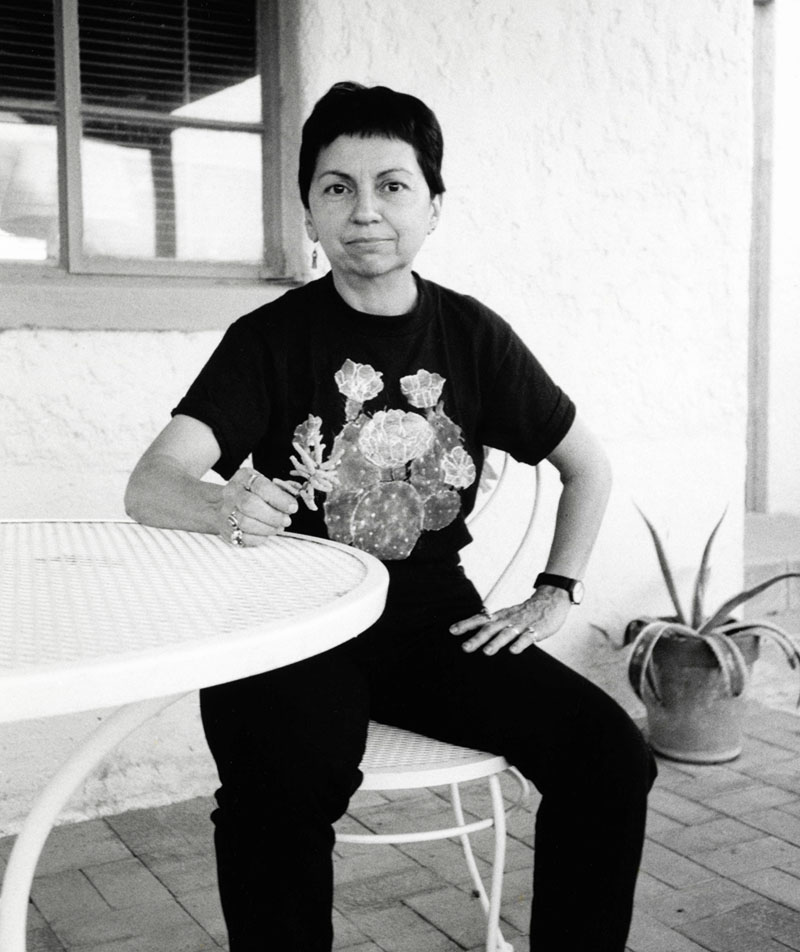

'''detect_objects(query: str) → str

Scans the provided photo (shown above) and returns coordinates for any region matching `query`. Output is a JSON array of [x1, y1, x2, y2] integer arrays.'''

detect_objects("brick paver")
[[691, 835, 800, 878], [743, 806, 800, 846], [2, 701, 800, 951], [344, 904, 464, 952], [677, 899, 800, 951], [646, 815, 765, 855], [636, 876, 762, 928]]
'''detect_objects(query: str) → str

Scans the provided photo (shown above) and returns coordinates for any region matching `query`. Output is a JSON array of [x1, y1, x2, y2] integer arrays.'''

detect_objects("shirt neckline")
[[323, 272, 430, 338]]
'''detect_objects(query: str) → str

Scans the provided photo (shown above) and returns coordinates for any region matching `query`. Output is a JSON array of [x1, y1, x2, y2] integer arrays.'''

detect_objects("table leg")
[[0, 695, 185, 952]]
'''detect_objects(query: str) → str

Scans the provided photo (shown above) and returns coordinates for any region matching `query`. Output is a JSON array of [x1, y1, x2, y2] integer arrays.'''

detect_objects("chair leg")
[[451, 778, 513, 952], [487, 774, 513, 952]]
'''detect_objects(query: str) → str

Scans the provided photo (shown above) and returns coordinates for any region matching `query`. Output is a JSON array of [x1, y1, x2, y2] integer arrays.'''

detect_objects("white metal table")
[[0, 520, 388, 951]]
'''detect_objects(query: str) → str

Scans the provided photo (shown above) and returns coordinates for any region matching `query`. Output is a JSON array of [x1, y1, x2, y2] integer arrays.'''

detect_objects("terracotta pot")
[[641, 633, 759, 764]]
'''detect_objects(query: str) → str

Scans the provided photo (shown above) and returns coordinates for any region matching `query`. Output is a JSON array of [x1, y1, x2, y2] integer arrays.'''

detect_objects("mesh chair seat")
[[356, 720, 509, 790]]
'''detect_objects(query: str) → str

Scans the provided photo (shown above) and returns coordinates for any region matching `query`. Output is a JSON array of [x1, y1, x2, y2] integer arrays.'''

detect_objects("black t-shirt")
[[173, 272, 575, 563]]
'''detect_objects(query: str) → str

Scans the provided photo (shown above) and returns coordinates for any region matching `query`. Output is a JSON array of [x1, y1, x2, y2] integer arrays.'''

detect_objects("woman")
[[126, 81, 656, 952]]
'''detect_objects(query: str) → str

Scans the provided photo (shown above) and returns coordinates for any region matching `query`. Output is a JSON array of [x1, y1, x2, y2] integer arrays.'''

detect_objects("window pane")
[[80, 122, 157, 258], [80, 118, 262, 262], [78, 0, 259, 121], [0, 1, 56, 106], [173, 126, 263, 262], [0, 2, 59, 261], [0, 116, 59, 262]]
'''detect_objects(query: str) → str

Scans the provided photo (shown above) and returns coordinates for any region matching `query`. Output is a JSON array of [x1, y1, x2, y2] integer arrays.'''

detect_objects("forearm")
[[125, 453, 224, 534], [126, 415, 299, 548], [544, 448, 612, 579]]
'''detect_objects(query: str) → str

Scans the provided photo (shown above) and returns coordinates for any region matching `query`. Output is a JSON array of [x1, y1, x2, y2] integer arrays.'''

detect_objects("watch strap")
[[534, 572, 583, 604]]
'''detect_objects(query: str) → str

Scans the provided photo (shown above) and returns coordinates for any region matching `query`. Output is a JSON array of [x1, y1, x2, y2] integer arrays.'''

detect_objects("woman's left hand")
[[449, 587, 572, 656]]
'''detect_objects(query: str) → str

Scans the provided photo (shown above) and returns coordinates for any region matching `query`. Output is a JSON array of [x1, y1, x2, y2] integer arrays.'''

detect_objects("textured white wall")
[[0, 0, 754, 833], [0, 327, 220, 518], [768, 0, 800, 514]]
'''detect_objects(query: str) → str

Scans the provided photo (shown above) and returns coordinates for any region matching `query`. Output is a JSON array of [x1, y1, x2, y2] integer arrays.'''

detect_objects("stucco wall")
[[767, 0, 800, 514], [0, 0, 754, 833]]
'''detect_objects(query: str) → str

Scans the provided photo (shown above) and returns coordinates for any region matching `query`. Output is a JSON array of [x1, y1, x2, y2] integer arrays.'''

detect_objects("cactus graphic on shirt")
[[290, 360, 476, 560]]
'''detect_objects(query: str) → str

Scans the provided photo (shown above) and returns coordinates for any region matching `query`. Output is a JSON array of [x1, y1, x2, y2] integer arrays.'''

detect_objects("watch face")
[[572, 580, 585, 605]]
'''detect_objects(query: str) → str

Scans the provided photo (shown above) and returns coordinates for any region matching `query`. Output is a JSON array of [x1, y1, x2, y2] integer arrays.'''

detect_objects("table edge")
[[0, 527, 389, 723]]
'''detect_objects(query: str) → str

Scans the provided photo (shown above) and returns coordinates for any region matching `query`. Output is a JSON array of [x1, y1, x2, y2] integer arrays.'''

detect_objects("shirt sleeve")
[[477, 317, 576, 466], [171, 315, 271, 480]]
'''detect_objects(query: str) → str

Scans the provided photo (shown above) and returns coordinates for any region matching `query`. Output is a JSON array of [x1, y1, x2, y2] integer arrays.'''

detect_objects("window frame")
[[0, 0, 286, 281]]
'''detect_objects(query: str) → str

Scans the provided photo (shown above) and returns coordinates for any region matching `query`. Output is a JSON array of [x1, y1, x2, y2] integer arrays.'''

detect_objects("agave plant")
[[627, 509, 800, 707]]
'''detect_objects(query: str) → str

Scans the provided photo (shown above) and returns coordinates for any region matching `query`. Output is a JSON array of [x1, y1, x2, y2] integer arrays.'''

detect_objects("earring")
[[311, 245, 318, 269]]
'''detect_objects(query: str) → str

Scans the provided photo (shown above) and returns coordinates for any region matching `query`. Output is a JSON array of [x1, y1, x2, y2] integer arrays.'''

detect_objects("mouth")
[[345, 237, 392, 247]]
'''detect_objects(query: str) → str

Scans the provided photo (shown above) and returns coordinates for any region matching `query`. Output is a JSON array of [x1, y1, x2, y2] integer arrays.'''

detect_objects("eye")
[[323, 182, 350, 196], [381, 181, 408, 193]]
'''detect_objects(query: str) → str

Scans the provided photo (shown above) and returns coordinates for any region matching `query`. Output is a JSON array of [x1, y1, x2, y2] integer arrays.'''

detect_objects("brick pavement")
[[1, 701, 799, 952]]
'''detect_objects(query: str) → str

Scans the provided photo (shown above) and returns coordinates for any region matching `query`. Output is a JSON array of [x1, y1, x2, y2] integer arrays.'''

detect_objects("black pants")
[[200, 561, 657, 952]]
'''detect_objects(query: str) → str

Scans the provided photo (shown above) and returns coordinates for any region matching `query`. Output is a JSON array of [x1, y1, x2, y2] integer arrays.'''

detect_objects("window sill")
[[0, 266, 304, 331]]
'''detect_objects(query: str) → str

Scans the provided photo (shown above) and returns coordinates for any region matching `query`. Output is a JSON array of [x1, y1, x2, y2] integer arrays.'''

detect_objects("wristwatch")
[[534, 572, 585, 605]]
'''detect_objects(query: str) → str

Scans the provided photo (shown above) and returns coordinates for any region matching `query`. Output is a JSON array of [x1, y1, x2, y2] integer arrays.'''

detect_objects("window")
[[0, 0, 283, 277]]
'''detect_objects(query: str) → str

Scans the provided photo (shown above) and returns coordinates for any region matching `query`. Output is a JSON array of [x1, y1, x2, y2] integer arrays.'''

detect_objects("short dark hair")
[[298, 82, 446, 208]]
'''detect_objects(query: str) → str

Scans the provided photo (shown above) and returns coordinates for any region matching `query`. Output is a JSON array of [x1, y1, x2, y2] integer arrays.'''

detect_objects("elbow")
[[123, 473, 142, 523], [124, 461, 152, 525]]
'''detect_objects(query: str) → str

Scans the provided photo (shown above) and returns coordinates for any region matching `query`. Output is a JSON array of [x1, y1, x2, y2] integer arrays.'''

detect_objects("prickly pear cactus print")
[[290, 360, 476, 560]]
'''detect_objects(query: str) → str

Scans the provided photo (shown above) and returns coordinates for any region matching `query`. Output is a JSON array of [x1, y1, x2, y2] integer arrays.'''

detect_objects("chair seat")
[[357, 721, 510, 791]]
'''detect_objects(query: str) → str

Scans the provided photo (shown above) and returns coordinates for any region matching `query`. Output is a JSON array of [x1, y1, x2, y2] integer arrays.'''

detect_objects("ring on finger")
[[226, 510, 244, 548], [245, 472, 259, 493]]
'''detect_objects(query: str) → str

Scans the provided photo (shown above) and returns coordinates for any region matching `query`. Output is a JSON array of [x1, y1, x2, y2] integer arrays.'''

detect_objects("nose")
[[350, 189, 382, 224]]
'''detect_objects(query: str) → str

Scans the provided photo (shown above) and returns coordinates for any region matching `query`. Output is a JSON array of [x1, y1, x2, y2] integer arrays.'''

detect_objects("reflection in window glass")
[[173, 128, 263, 262], [0, 117, 59, 261], [80, 111, 262, 261], [79, 0, 258, 120], [172, 77, 263, 262], [0, 0, 270, 273], [80, 131, 156, 258], [76, 3, 262, 263], [0, 0, 58, 262]]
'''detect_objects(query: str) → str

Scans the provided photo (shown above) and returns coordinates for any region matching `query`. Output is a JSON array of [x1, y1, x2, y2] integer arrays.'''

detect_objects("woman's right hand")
[[220, 468, 300, 547]]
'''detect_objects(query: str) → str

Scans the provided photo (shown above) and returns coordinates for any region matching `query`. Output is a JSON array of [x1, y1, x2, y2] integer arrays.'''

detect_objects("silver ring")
[[226, 510, 244, 547], [245, 472, 259, 493]]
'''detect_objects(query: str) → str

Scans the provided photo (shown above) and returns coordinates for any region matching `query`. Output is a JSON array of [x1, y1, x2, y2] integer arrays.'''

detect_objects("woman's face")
[[304, 134, 441, 286]]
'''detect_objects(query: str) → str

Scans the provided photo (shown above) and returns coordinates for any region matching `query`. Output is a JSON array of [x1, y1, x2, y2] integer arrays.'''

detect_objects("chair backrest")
[[465, 451, 542, 604]]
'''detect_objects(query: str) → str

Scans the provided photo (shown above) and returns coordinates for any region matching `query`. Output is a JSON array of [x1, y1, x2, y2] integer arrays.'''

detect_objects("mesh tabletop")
[[0, 522, 388, 722]]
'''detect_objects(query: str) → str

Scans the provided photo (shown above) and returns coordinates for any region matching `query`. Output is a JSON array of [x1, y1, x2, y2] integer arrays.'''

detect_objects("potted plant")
[[627, 509, 800, 763]]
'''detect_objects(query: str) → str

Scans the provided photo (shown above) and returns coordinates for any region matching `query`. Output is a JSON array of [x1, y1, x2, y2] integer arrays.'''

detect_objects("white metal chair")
[[336, 455, 541, 952]]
